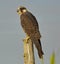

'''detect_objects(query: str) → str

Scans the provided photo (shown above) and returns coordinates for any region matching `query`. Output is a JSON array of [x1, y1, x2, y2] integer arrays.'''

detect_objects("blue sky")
[[0, 0, 60, 64]]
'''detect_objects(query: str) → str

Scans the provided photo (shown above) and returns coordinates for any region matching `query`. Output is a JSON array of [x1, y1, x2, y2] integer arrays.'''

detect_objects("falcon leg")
[[23, 35, 30, 43], [25, 35, 30, 43]]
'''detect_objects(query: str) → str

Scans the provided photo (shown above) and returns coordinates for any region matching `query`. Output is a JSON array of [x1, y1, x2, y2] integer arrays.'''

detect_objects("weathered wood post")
[[23, 38, 35, 64]]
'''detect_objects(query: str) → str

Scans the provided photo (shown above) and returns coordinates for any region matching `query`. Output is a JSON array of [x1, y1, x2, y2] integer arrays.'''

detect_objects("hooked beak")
[[17, 7, 21, 15]]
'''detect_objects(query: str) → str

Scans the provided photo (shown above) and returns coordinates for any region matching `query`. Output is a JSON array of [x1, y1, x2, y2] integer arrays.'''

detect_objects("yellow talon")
[[23, 36, 30, 43], [25, 36, 30, 43]]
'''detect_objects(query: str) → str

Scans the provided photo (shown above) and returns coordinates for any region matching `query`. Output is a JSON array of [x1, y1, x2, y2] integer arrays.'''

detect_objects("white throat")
[[23, 9, 27, 13]]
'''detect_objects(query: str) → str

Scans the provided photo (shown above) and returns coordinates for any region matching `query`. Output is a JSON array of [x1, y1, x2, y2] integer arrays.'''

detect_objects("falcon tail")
[[34, 39, 44, 58], [38, 39, 44, 58]]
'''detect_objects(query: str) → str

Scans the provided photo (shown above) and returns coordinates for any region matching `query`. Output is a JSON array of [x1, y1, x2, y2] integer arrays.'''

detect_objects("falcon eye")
[[20, 8, 26, 11]]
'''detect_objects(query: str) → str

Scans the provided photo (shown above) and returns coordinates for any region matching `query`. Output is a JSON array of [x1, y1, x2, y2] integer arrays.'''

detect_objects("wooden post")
[[23, 38, 35, 64]]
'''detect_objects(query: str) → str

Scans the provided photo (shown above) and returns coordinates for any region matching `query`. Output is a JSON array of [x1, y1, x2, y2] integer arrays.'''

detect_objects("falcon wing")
[[20, 11, 44, 58], [20, 11, 41, 39]]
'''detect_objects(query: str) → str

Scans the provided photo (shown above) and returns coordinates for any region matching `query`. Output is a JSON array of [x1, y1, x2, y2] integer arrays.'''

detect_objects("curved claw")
[[23, 36, 30, 43]]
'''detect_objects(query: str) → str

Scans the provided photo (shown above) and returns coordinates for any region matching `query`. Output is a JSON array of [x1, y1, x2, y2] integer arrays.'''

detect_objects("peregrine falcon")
[[17, 6, 44, 58]]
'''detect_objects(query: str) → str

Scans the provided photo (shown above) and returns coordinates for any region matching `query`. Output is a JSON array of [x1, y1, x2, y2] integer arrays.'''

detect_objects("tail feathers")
[[38, 39, 44, 58], [35, 39, 44, 58], [38, 49, 44, 58]]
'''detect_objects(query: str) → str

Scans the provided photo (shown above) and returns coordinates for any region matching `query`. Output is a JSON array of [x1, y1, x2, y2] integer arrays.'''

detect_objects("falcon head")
[[17, 6, 27, 15]]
